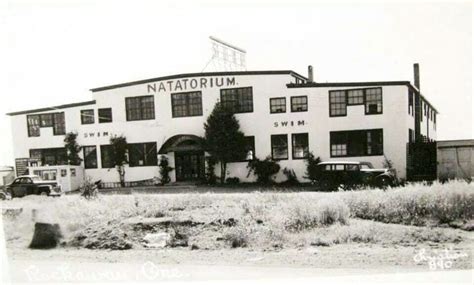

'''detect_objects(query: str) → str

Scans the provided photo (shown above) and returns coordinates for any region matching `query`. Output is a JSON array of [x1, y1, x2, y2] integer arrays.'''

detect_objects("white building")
[[7, 65, 438, 185]]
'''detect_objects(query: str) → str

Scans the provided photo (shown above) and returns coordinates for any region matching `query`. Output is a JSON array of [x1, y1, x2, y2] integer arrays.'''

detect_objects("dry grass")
[[1, 181, 472, 250]]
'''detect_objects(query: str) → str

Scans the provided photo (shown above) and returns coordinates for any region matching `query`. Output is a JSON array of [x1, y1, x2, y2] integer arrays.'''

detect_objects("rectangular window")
[[347, 90, 364, 105], [125, 95, 155, 121], [53, 112, 65, 135], [100, 145, 115, 168], [81, 109, 95, 124], [83, 146, 98, 169], [229, 136, 256, 162], [408, 91, 414, 115], [270, 97, 286, 113], [27, 115, 41, 137], [98, 108, 113, 123], [220, 87, 253, 113], [30, 148, 67, 166], [292, 133, 309, 159], [330, 129, 383, 157], [409, 128, 415, 143], [329, 90, 347, 116], [291, 96, 308, 112], [171, 91, 203, 117], [365, 88, 383, 114], [40, 114, 53, 127], [271, 134, 288, 160], [128, 142, 157, 167]]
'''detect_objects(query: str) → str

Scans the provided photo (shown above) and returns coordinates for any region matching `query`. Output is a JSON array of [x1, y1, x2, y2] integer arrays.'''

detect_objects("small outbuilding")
[[437, 140, 474, 182]]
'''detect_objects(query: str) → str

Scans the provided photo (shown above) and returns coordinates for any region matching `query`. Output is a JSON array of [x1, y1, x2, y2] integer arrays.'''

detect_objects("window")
[[409, 129, 415, 143], [30, 148, 67, 166], [229, 136, 256, 162], [330, 129, 383, 157], [365, 88, 383, 114], [171, 91, 203, 117], [220, 87, 253, 113], [53, 112, 65, 135], [292, 133, 309, 159], [81, 109, 95, 124], [408, 91, 414, 115], [125, 95, 155, 121], [27, 115, 40, 137], [271, 134, 288, 160], [40, 114, 53, 127], [128, 142, 157, 167], [270, 97, 286, 113], [100, 145, 115, 168], [291, 96, 308, 112], [83, 146, 98, 169], [347, 90, 364, 105], [98, 108, 113, 123], [329, 91, 347, 116]]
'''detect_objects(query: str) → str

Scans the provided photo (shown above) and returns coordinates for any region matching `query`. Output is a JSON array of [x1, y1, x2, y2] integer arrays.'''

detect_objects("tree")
[[304, 152, 322, 183], [64, 132, 82, 165], [158, 156, 174, 185], [204, 103, 247, 184], [110, 135, 128, 187]]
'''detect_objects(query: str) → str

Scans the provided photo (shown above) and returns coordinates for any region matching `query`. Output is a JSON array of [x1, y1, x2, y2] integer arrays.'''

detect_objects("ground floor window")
[[29, 148, 67, 166], [292, 133, 309, 159], [83, 146, 98, 169], [330, 129, 383, 157], [128, 142, 157, 167], [100, 145, 115, 168], [271, 134, 288, 160]]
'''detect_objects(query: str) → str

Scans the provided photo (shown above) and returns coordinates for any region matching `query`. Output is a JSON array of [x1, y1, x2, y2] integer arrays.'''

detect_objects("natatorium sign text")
[[147, 77, 236, 93]]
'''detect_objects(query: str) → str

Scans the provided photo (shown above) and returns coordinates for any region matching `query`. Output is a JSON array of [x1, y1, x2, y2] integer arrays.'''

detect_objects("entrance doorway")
[[175, 151, 205, 181]]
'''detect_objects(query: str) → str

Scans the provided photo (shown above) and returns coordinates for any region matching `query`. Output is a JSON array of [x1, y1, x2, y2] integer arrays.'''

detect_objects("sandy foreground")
[[3, 241, 474, 283]]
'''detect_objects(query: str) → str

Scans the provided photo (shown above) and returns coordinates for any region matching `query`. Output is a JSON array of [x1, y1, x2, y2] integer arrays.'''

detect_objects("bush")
[[158, 156, 174, 185], [281, 168, 299, 186], [304, 153, 322, 183], [226, 177, 240, 185], [205, 156, 218, 185], [247, 156, 280, 184]]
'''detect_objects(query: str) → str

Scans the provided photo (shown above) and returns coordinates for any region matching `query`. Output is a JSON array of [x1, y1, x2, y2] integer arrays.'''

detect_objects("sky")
[[0, 0, 472, 166]]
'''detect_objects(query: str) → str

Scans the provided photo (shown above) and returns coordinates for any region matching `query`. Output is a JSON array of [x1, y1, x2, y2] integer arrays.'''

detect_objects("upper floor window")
[[271, 134, 288, 160], [98, 108, 113, 123], [270, 97, 286, 113], [83, 146, 98, 169], [347, 90, 364, 105], [365, 88, 383, 115], [40, 114, 53, 127], [329, 91, 347, 117], [53, 112, 65, 135], [292, 133, 309, 159], [81, 109, 95, 124], [330, 129, 383, 157], [125, 95, 155, 121], [291, 96, 308, 112], [128, 142, 157, 167], [27, 115, 40, 137], [408, 91, 414, 115], [171, 91, 203, 118], [220, 87, 253, 113]]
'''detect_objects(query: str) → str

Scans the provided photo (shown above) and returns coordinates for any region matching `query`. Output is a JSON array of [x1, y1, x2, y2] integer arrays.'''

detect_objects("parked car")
[[314, 161, 397, 191], [6, 175, 62, 198]]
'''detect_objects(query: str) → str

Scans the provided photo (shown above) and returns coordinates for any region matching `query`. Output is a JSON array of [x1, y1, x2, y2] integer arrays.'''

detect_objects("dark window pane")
[[271, 134, 288, 160], [98, 108, 113, 123], [81, 109, 95, 124], [27, 115, 40, 137], [40, 114, 53, 127], [126, 96, 155, 121], [128, 142, 157, 167], [220, 87, 253, 113], [29, 148, 67, 166], [172, 91, 203, 117], [330, 129, 384, 157], [83, 146, 98, 169], [100, 145, 115, 168], [292, 133, 309, 159], [53, 112, 65, 135]]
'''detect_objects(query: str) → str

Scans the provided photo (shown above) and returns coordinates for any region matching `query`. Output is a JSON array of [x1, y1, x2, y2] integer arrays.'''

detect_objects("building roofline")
[[6, 100, 96, 116], [90, 70, 307, 92], [287, 81, 438, 113]]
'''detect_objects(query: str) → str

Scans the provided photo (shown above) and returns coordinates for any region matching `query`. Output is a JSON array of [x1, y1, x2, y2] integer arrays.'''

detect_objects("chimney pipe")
[[308, 65, 313, 83], [414, 63, 420, 90]]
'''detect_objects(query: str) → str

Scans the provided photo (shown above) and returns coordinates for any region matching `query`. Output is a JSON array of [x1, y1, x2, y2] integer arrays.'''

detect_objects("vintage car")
[[314, 161, 397, 191], [6, 175, 62, 198]]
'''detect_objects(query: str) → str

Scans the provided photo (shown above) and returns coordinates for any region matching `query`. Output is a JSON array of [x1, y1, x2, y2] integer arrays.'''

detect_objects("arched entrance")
[[158, 135, 205, 182]]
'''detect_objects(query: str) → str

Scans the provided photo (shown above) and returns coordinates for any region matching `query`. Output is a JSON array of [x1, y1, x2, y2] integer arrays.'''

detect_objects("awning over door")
[[158, 134, 205, 154]]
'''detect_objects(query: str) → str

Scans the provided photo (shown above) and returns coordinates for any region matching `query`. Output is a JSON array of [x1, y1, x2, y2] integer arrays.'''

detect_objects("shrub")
[[281, 168, 299, 186], [205, 156, 218, 185], [304, 153, 322, 183], [158, 156, 174, 185], [226, 177, 240, 185], [247, 156, 280, 184]]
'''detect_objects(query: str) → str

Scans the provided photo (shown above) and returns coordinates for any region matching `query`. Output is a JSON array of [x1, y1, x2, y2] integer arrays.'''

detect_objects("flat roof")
[[287, 81, 438, 113], [437, 139, 474, 148], [6, 100, 96, 116], [90, 70, 307, 92]]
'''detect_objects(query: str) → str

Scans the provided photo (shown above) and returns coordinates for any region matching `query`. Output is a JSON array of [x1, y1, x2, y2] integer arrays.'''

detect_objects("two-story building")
[[7, 64, 438, 186]]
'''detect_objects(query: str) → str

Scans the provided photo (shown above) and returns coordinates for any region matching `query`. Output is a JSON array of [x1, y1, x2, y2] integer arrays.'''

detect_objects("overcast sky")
[[0, 0, 472, 166]]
